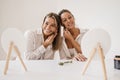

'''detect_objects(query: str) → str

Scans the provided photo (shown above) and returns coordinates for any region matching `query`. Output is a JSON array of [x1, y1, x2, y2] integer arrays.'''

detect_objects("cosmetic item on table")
[[114, 55, 120, 70]]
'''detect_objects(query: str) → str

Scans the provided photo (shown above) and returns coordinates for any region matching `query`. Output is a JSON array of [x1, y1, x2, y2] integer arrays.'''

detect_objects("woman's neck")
[[69, 27, 77, 35], [43, 34, 48, 41], [69, 27, 80, 39]]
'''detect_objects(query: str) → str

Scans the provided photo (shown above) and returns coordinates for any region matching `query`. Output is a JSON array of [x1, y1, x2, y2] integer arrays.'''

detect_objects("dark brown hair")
[[58, 9, 74, 27]]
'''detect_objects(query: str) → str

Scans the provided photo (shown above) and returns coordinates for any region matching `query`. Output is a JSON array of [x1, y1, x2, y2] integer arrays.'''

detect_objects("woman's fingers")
[[53, 32, 57, 38], [64, 30, 73, 40], [48, 34, 55, 41], [74, 54, 87, 62], [43, 34, 57, 48]]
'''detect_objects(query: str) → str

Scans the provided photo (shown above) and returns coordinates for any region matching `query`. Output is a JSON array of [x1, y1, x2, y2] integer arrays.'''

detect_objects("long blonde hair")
[[42, 12, 61, 51]]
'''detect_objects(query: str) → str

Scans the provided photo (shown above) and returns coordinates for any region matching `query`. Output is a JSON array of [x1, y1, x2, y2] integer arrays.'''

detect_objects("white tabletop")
[[0, 59, 120, 80]]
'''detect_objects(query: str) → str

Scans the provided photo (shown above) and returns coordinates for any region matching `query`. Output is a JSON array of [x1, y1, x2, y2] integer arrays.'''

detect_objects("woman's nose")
[[46, 25, 51, 29], [67, 19, 70, 23]]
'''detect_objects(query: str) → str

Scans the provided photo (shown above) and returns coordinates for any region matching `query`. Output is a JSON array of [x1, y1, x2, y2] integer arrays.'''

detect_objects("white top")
[[24, 29, 55, 60], [59, 28, 88, 59]]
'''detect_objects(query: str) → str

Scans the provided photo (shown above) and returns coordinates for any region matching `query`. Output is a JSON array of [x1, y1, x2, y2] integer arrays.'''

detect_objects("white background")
[[0, 0, 120, 59]]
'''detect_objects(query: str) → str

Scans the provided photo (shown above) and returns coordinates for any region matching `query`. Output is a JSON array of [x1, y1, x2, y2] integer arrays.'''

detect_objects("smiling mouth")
[[45, 30, 55, 35], [67, 23, 73, 26], [45, 30, 52, 33]]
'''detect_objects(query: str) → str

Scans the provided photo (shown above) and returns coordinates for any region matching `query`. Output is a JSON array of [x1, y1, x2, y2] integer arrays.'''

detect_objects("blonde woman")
[[25, 12, 61, 60]]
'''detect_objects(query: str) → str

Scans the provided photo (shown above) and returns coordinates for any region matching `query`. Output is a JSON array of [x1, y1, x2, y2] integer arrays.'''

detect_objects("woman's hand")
[[73, 53, 87, 61], [64, 29, 73, 41], [43, 33, 57, 48]]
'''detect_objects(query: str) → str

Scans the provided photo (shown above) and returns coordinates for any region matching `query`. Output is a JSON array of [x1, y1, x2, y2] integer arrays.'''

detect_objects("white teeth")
[[46, 30, 51, 33]]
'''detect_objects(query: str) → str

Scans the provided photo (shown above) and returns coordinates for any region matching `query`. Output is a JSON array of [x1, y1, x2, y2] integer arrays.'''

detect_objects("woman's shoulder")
[[24, 29, 42, 38], [25, 29, 42, 35], [24, 30, 35, 37], [75, 28, 89, 41], [80, 28, 89, 34], [76, 28, 89, 34]]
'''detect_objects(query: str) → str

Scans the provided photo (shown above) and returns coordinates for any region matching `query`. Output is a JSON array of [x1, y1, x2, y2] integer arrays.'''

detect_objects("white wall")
[[0, 0, 58, 59], [57, 0, 120, 59], [0, 0, 120, 59]]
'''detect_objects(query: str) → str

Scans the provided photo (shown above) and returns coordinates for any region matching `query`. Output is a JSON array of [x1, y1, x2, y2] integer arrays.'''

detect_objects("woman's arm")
[[64, 29, 82, 53], [24, 31, 46, 60]]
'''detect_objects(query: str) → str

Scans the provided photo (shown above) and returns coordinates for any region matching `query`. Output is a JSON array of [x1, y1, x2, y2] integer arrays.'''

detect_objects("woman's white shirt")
[[24, 29, 55, 60], [59, 28, 88, 59]]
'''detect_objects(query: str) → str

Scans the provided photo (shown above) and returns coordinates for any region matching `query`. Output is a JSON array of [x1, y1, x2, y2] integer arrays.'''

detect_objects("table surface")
[[0, 59, 120, 80]]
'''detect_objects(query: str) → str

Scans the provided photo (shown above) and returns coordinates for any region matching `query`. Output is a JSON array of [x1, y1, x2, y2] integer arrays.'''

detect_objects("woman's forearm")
[[70, 38, 82, 53]]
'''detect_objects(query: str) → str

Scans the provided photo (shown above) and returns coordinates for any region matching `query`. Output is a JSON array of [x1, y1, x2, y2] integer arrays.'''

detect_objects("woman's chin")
[[44, 32, 52, 36], [68, 27, 73, 30]]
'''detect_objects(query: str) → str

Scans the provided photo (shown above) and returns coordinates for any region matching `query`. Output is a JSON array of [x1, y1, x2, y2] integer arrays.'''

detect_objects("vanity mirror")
[[81, 28, 111, 80]]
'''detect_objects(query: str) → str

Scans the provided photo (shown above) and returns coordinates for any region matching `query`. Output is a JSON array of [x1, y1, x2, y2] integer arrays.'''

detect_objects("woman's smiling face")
[[42, 17, 57, 36], [60, 12, 75, 30]]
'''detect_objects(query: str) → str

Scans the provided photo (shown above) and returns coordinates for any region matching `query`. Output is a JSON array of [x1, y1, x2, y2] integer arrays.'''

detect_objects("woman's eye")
[[68, 16, 72, 19], [51, 24, 56, 28], [45, 22, 48, 25], [63, 19, 66, 22]]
